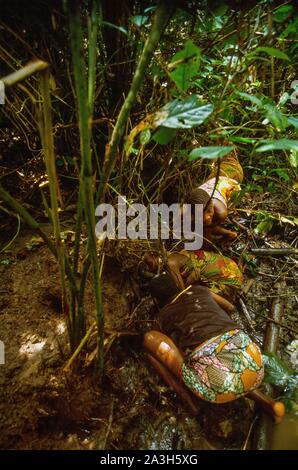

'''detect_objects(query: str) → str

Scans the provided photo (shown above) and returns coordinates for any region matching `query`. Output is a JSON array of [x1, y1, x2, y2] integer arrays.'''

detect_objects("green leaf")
[[241, 252, 257, 277], [264, 104, 289, 130], [267, 181, 276, 193], [279, 215, 298, 226], [139, 128, 151, 145], [214, 3, 228, 17], [228, 136, 257, 144], [237, 92, 263, 107], [262, 353, 297, 388], [152, 126, 177, 145], [255, 219, 273, 235], [256, 139, 298, 152], [287, 117, 298, 129], [270, 168, 290, 182], [253, 47, 290, 61], [289, 150, 298, 168], [188, 146, 234, 161], [131, 15, 149, 27], [101, 21, 127, 35], [281, 16, 298, 39], [273, 5, 294, 23], [169, 40, 201, 92], [144, 6, 156, 13], [0, 259, 10, 266], [154, 95, 213, 129], [254, 213, 274, 235]]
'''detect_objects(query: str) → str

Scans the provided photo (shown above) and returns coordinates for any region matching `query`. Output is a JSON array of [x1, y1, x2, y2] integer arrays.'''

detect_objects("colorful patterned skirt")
[[182, 250, 243, 297], [209, 151, 244, 184], [181, 329, 264, 403]]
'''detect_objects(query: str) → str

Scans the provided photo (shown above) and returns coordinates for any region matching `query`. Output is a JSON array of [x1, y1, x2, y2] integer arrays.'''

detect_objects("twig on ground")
[[238, 297, 255, 330], [251, 248, 298, 256]]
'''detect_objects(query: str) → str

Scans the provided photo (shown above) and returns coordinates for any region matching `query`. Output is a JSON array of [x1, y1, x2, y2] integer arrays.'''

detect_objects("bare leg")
[[146, 353, 199, 415], [247, 390, 285, 423], [143, 330, 184, 379]]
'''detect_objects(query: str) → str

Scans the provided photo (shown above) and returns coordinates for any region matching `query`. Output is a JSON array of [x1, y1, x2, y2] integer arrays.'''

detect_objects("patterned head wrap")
[[181, 329, 264, 403]]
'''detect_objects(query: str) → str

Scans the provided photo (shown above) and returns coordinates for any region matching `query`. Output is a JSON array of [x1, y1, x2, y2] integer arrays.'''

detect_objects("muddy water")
[[108, 338, 253, 450], [271, 413, 298, 450]]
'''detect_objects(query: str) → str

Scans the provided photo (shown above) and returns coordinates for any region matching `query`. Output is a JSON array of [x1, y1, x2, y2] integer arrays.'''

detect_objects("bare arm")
[[210, 291, 235, 313], [166, 253, 188, 290], [212, 225, 238, 239]]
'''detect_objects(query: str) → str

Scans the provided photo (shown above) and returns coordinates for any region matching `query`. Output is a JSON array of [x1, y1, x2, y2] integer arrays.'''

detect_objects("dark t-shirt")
[[157, 285, 238, 352]]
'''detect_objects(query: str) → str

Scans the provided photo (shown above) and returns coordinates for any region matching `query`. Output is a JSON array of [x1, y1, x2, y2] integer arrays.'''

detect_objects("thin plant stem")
[[99, 2, 175, 201], [67, 0, 104, 376]]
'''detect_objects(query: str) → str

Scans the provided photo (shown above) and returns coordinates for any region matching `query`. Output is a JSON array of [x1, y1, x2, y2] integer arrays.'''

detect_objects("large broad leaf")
[[256, 139, 298, 152], [169, 40, 201, 92], [237, 92, 263, 107], [264, 104, 290, 130], [253, 47, 290, 61], [281, 16, 298, 39], [154, 95, 213, 129], [273, 5, 294, 23], [153, 127, 177, 145], [131, 15, 149, 27], [189, 146, 234, 161], [262, 353, 297, 398], [237, 93, 296, 130]]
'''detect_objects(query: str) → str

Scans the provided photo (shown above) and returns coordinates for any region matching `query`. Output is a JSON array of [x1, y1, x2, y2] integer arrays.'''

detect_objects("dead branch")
[[251, 248, 298, 256]]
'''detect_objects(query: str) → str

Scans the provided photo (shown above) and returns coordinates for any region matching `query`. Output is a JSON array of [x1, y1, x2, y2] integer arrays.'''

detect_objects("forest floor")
[[0, 190, 297, 450]]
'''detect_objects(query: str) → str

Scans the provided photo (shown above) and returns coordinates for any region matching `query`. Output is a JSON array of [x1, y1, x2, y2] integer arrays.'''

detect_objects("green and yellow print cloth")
[[209, 151, 244, 183], [181, 329, 264, 403], [183, 250, 243, 296]]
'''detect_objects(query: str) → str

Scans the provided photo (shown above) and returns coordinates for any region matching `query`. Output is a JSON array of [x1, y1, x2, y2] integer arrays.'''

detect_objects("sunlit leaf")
[[256, 139, 298, 152], [279, 215, 297, 226], [262, 353, 297, 401], [131, 15, 149, 27], [144, 6, 156, 13], [254, 47, 290, 61], [154, 95, 213, 129], [0, 259, 10, 266], [101, 21, 128, 35], [169, 40, 201, 92], [139, 128, 151, 145], [287, 117, 298, 129], [289, 151, 298, 168], [264, 104, 289, 130], [237, 92, 263, 107], [254, 212, 274, 235], [189, 146, 234, 161], [278, 92, 290, 106], [153, 127, 176, 145], [228, 136, 257, 144]]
